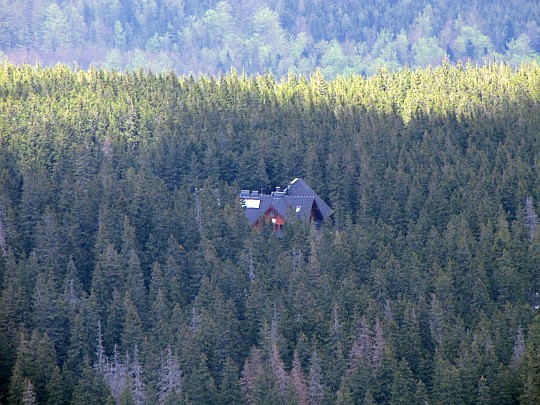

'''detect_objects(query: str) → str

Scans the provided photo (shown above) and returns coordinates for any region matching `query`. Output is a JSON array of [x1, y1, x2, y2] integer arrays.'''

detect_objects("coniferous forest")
[[0, 0, 540, 76], [0, 62, 539, 404]]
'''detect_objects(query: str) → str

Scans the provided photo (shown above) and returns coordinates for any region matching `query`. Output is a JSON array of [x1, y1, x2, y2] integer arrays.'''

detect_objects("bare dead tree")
[[158, 346, 182, 404], [525, 196, 538, 241], [0, 204, 7, 257]]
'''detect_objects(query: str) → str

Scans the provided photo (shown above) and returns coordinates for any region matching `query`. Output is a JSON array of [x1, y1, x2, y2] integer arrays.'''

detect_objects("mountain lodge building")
[[240, 178, 333, 231]]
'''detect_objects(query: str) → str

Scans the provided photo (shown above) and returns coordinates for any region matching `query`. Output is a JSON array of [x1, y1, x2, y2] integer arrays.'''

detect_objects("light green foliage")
[[453, 26, 495, 61], [371, 29, 400, 74], [65, 5, 85, 48], [248, 6, 288, 71], [103, 49, 124, 71], [126, 48, 146, 71], [318, 40, 351, 78], [41, 3, 70, 52], [204, 2, 235, 45], [395, 30, 410, 64], [1, 1, 539, 75], [135, 0, 158, 33], [114, 21, 127, 50], [415, 5, 435, 37], [413, 37, 446, 67], [506, 34, 540, 67]]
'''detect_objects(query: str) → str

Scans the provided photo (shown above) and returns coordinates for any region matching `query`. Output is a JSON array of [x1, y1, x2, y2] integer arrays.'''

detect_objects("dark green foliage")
[[8, 330, 57, 404], [45, 366, 69, 405], [70, 366, 113, 405], [219, 357, 243, 405], [0, 63, 539, 404]]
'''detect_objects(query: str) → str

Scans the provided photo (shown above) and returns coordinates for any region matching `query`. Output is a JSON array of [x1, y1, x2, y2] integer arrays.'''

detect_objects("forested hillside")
[[0, 62, 539, 404], [1, 0, 540, 76]]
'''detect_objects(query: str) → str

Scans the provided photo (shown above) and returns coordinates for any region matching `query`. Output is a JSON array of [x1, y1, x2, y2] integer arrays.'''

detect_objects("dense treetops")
[[0, 0, 540, 76], [0, 63, 539, 403]]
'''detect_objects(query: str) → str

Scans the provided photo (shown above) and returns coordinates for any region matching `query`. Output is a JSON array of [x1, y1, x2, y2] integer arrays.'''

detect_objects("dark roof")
[[286, 178, 333, 218], [243, 195, 272, 225], [241, 178, 332, 226]]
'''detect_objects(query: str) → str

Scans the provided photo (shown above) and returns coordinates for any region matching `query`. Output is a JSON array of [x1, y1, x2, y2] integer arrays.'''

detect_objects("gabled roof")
[[279, 195, 315, 220], [240, 178, 332, 226], [285, 178, 333, 219], [243, 195, 273, 225]]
